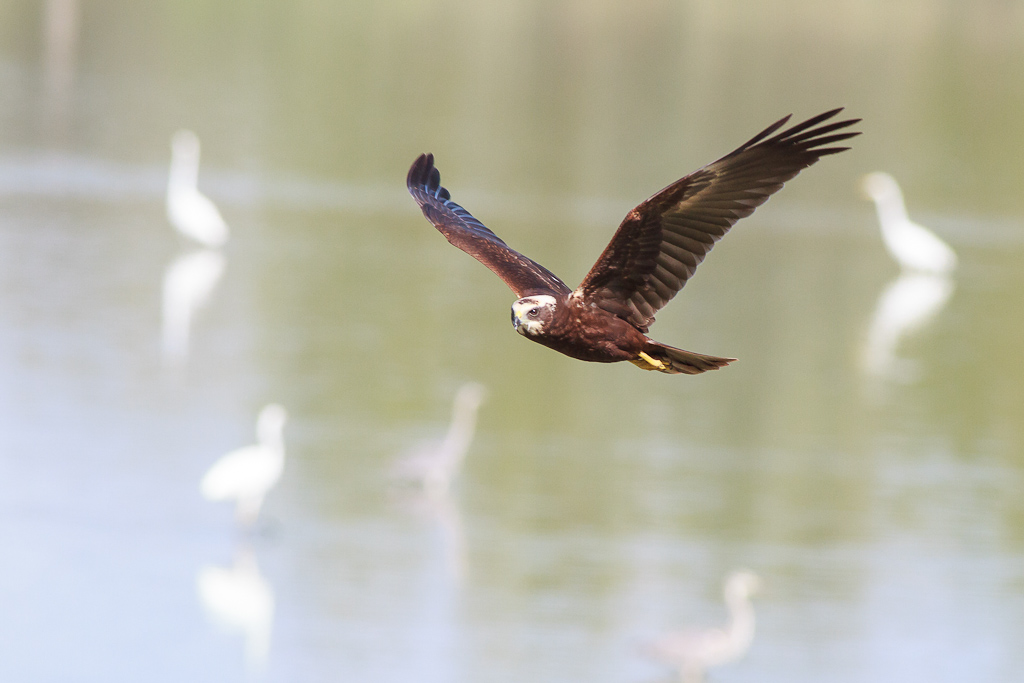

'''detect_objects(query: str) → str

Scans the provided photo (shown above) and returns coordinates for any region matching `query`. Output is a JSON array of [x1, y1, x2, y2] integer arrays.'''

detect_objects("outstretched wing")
[[576, 108, 861, 331], [407, 154, 571, 299]]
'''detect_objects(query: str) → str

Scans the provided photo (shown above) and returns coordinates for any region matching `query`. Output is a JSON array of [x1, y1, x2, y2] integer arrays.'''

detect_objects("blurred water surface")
[[1, 2, 1023, 682]]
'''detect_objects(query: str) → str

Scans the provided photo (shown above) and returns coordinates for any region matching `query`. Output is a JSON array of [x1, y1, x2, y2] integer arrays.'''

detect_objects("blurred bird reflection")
[[167, 130, 229, 248], [398, 487, 468, 580], [160, 248, 225, 366], [862, 272, 954, 383], [646, 570, 761, 683], [861, 172, 957, 383], [391, 383, 487, 580], [391, 383, 487, 497], [201, 404, 288, 527], [196, 547, 275, 672]]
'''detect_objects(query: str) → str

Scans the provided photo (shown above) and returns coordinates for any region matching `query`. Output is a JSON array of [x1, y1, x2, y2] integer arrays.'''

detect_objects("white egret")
[[862, 172, 957, 275], [391, 382, 487, 497], [167, 129, 229, 247], [201, 404, 288, 525], [647, 570, 762, 683]]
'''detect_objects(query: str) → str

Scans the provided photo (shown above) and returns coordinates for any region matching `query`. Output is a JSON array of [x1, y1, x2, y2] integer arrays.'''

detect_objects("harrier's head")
[[511, 295, 556, 337]]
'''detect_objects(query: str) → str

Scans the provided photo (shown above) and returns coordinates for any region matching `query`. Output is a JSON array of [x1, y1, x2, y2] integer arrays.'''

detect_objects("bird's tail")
[[631, 342, 735, 375]]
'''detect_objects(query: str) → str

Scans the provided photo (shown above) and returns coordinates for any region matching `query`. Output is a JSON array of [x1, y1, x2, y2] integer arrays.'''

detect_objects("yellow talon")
[[635, 351, 667, 371]]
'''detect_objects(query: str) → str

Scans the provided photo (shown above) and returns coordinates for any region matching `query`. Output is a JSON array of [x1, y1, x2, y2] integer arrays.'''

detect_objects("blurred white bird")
[[161, 248, 225, 365], [391, 382, 487, 497], [201, 404, 288, 525], [167, 129, 229, 247], [862, 172, 957, 275], [197, 548, 274, 671], [647, 570, 762, 683]]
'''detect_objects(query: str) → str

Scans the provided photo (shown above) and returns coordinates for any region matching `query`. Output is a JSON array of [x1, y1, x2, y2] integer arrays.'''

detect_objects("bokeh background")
[[1, 1, 1023, 682]]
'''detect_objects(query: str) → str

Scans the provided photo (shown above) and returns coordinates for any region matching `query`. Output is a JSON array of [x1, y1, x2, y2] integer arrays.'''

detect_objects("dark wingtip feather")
[[759, 109, 862, 160], [807, 131, 862, 148], [787, 119, 859, 145], [406, 153, 433, 192], [726, 108, 860, 163], [813, 146, 852, 156], [769, 108, 845, 143], [738, 113, 793, 150], [407, 153, 451, 202]]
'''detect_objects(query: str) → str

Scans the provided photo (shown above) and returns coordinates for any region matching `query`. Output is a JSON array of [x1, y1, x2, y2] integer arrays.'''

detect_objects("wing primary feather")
[[795, 133, 860, 153], [784, 119, 861, 144], [733, 114, 793, 150], [762, 107, 845, 144]]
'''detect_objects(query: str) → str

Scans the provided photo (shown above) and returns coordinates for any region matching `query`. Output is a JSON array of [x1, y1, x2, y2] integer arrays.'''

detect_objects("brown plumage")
[[407, 109, 860, 375]]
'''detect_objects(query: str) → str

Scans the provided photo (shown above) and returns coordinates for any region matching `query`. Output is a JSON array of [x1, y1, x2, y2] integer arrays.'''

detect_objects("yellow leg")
[[632, 351, 667, 371]]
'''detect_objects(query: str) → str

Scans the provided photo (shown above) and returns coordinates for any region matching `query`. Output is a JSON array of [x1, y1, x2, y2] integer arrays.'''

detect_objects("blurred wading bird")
[[408, 109, 859, 374], [860, 172, 956, 381], [861, 171, 957, 275], [391, 382, 487, 497], [167, 129, 230, 248], [647, 570, 762, 683], [201, 404, 288, 525]]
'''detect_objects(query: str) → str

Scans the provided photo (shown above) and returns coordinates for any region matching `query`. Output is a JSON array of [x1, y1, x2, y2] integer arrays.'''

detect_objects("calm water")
[[1, 2, 1023, 682]]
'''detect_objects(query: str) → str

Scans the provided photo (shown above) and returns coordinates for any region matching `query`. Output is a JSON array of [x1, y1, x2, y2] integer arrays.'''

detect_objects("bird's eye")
[[528, 308, 539, 318]]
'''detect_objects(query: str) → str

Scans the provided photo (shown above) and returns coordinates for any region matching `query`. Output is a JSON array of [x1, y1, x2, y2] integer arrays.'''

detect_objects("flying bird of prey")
[[407, 109, 860, 374]]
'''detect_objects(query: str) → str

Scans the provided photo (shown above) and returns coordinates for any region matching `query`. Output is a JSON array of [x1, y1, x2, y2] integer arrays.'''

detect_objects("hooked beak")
[[511, 310, 525, 335]]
